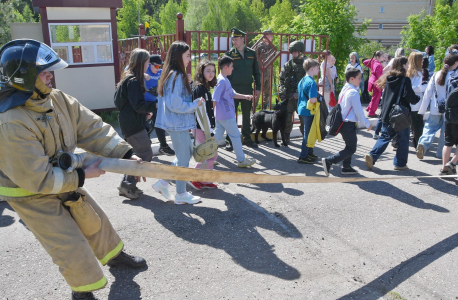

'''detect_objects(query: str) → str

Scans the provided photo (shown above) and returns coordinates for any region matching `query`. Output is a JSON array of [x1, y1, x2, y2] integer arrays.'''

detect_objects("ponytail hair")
[[437, 53, 458, 86]]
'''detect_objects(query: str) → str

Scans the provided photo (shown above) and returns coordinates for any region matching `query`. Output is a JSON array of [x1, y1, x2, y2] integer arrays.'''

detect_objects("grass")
[[99, 110, 119, 125]]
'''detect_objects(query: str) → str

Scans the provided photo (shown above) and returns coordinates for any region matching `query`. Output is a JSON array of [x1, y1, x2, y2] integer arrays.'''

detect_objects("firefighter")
[[0, 39, 146, 300]]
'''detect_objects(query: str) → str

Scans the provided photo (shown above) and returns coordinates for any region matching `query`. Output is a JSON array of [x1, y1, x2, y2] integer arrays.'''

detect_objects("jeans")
[[418, 114, 445, 158], [299, 115, 315, 158], [374, 118, 383, 135], [120, 129, 153, 191], [234, 99, 253, 143], [215, 118, 245, 162], [369, 123, 410, 167], [168, 130, 193, 194], [327, 122, 357, 168]]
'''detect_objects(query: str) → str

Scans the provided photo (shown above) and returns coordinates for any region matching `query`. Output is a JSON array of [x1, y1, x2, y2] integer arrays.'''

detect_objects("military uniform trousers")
[[256, 69, 271, 109], [226, 98, 254, 144], [286, 97, 304, 136], [8, 187, 123, 292]]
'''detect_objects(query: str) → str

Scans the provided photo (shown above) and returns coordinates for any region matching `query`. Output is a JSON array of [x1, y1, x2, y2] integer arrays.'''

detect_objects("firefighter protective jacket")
[[0, 89, 132, 202]]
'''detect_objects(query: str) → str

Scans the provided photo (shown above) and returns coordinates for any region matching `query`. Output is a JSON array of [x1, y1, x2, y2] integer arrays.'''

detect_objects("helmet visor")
[[36, 44, 68, 72]]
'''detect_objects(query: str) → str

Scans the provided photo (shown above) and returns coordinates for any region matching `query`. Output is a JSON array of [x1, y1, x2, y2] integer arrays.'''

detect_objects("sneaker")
[[159, 145, 175, 156], [416, 144, 425, 159], [341, 167, 359, 175], [187, 181, 202, 190], [308, 153, 318, 160], [174, 192, 201, 205], [152, 180, 174, 200], [372, 133, 379, 140], [225, 143, 233, 152], [213, 161, 219, 166], [200, 183, 218, 189], [238, 157, 256, 168], [244, 140, 259, 148], [72, 291, 99, 300], [394, 165, 409, 170], [444, 162, 457, 175], [321, 158, 332, 177], [298, 156, 315, 164], [107, 251, 147, 268], [133, 187, 143, 194], [365, 154, 374, 170], [439, 168, 451, 176], [117, 186, 140, 200]]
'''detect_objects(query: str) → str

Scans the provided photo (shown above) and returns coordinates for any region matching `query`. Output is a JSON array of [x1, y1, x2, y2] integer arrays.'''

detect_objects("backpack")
[[325, 88, 352, 136], [445, 68, 458, 124]]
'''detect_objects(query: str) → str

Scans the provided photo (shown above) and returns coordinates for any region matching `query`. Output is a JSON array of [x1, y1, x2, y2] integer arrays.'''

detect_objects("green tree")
[[201, 0, 234, 31], [401, 4, 458, 70], [263, 0, 295, 33], [356, 41, 385, 61], [290, 0, 370, 73], [117, 0, 147, 39], [232, 0, 262, 34], [158, 0, 185, 34], [184, 0, 208, 31], [0, 0, 25, 46]]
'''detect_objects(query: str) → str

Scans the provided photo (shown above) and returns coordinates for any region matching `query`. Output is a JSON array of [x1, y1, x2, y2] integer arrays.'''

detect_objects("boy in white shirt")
[[322, 68, 372, 176]]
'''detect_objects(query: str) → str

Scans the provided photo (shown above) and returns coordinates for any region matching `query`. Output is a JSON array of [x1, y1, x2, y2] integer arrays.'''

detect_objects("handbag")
[[389, 78, 411, 131], [329, 91, 337, 107], [192, 103, 218, 166], [432, 74, 446, 114]]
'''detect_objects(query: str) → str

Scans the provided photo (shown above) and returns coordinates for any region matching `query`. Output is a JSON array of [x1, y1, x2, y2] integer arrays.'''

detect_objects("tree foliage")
[[117, 0, 148, 39], [158, 0, 186, 34], [290, 0, 370, 73], [401, 4, 458, 70]]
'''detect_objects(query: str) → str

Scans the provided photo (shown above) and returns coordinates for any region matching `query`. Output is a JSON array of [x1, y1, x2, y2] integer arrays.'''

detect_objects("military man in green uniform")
[[278, 41, 307, 143], [256, 29, 275, 109], [225, 27, 261, 149]]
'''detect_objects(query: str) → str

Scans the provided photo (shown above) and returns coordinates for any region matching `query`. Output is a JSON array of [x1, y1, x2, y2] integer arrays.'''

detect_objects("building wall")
[[54, 66, 116, 110], [10, 23, 44, 42], [351, 0, 435, 46], [46, 7, 111, 21]]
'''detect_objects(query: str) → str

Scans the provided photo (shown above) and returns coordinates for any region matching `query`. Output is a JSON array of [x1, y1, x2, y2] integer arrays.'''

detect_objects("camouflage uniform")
[[278, 55, 306, 137], [256, 39, 275, 109]]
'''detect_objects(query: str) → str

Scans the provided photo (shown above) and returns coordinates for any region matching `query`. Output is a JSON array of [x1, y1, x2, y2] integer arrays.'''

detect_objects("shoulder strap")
[[338, 88, 352, 104], [196, 104, 211, 140], [395, 78, 406, 105], [433, 73, 438, 99]]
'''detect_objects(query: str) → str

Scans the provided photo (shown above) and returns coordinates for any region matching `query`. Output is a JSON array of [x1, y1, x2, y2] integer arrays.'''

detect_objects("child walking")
[[345, 52, 364, 92], [297, 58, 320, 164], [322, 68, 372, 176], [213, 56, 256, 168], [153, 41, 205, 205], [144, 54, 175, 156], [188, 60, 219, 190]]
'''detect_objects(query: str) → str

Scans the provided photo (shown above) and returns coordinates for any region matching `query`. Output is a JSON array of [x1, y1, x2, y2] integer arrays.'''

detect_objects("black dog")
[[250, 100, 288, 147]]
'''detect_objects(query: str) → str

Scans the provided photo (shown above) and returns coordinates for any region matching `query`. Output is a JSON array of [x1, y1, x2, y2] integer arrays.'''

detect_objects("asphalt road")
[[1, 128, 457, 300]]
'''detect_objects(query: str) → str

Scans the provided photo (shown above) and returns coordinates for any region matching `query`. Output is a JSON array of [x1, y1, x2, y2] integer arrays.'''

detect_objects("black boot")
[[72, 291, 99, 300], [107, 251, 147, 268]]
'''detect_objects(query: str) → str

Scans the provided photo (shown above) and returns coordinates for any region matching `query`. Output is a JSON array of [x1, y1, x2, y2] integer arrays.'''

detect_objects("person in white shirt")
[[345, 52, 364, 92], [383, 48, 405, 74], [322, 68, 372, 176], [417, 54, 458, 160], [407, 52, 427, 150]]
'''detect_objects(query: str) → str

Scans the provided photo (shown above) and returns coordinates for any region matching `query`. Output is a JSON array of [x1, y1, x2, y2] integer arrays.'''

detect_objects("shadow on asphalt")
[[123, 188, 302, 281], [349, 179, 449, 213], [337, 232, 458, 300], [0, 202, 14, 228], [107, 264, 148, 300]]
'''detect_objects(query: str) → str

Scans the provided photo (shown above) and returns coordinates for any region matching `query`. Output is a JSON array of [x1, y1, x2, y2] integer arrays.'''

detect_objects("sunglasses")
[[152, 64, 162, 69]]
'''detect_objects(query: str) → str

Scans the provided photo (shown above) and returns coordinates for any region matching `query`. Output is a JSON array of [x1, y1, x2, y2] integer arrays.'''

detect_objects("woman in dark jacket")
[[114, 48, 157, 199], [365, 57, 420, 170]]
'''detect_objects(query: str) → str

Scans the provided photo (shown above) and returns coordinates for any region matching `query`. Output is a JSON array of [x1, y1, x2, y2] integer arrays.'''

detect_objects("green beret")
[[231, 28, 246, 38], [289, 41, 305, 53]]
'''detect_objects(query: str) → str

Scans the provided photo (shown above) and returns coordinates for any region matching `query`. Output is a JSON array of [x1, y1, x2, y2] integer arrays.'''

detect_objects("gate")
[[118, 14, 329, 122]]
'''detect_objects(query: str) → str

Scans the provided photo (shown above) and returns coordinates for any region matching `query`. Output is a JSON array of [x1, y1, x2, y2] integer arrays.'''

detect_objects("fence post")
[[176, 13, 184, 41], [139, 23, 146, 49]]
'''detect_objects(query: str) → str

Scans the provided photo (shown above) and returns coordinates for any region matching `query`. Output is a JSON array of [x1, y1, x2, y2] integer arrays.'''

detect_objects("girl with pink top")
[[363, 51, 385, 118]]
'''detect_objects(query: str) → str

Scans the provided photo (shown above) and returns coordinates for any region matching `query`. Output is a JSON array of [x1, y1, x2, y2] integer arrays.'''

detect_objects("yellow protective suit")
[[306, 100, 321, 148], [0, 81, 132, 292]]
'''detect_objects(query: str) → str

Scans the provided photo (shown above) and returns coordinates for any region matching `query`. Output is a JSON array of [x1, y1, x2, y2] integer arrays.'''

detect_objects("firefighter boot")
[[72, 291, 99, 300], [107, 251, 146, 268]]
